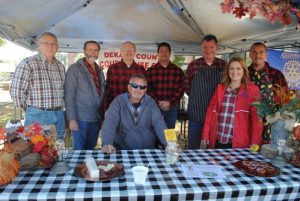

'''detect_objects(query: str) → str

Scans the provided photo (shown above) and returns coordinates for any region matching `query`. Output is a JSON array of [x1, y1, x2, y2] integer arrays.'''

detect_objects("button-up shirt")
[[84, 58, 101, 96], [217, 87, 236, 144], [10, 53, 65, 109], [147, 62, 184, 106]]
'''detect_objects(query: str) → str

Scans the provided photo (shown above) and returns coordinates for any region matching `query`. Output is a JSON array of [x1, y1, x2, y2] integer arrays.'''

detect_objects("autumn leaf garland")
[[220, 0, 300, 27]]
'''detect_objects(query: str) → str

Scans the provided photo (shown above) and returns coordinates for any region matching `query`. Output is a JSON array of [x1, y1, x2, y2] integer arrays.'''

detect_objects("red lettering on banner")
[[136, 54, 157, 60], [103, 52, 121, 58], [99, 60, 119, 68], [137, 62, 151, 69]]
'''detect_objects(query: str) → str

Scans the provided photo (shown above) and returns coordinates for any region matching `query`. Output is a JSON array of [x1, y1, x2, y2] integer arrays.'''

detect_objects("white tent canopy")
[[0, 0, 299, 55]]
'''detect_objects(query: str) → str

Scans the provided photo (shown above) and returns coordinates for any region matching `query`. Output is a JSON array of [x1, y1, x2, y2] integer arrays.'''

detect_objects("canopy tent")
[[0, 0, 299, 55]]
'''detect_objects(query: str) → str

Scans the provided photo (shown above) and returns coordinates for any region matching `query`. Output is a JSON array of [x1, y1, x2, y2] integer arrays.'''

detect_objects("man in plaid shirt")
[[147, 42, 184, 128], [248, 42, 288, 143], [10, 32, 65, 139], [103, 41, 146, 111]]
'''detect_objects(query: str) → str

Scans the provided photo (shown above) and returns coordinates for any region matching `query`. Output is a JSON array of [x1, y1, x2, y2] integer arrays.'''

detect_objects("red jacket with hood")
[[201, 82, 263, 148]]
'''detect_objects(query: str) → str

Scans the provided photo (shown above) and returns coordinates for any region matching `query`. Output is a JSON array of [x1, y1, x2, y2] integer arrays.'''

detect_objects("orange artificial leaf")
[[24, 131, 33, 138], [30, 133, 46, 145]]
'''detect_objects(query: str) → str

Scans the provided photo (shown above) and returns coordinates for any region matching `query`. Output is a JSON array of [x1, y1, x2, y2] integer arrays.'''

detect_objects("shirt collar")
[[127, 93, 144, 107], [38, 53, 58, 64], [121, 59, 136, 68], [200, 57, 217, 66], [249, 61, 270, 73]]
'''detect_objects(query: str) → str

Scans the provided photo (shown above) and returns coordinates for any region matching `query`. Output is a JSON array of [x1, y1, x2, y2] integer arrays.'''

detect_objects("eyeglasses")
[[129, 83, 147, 90], [39, 42, 58, 47], [122, 48, 135, 51]]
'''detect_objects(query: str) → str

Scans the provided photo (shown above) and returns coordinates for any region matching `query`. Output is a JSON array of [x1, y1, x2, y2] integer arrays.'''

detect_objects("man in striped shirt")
[[184, 34, 226, 149], [103, 41, 146, 111], [10, 32, 65, 139]]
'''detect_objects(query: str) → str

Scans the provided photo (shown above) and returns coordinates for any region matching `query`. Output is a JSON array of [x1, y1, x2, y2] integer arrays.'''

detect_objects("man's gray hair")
[[121, 41, 136, 50], [129, 74, 147, 84], [35, 32, 58, 48]]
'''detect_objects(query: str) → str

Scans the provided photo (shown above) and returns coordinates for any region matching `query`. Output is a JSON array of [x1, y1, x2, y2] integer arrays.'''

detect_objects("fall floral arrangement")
[[253, 85, 300, 130], [0, 123, 57, 185], [16, 123, 58, 168]]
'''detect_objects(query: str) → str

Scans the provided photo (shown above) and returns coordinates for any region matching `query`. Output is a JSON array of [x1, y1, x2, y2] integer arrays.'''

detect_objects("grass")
[[0, 102, 23, 127]]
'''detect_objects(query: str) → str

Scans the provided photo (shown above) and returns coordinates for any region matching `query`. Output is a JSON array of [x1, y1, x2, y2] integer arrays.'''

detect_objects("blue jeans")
[[72, 120, 100, 150], [161, 106, 178, 129], [25, 106, 65, 139], [188, 120, 203, 149]]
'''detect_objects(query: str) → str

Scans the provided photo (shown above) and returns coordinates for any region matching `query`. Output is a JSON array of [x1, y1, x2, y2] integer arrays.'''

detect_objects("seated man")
[[101, 74, 167, 154]]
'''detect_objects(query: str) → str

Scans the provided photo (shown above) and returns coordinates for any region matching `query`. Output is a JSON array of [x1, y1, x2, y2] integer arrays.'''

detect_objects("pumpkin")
[[293, 125, 300, 140]]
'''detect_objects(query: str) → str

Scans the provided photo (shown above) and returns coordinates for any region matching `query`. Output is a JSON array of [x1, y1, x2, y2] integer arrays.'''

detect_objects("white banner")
[[98, 49, 158, 70]]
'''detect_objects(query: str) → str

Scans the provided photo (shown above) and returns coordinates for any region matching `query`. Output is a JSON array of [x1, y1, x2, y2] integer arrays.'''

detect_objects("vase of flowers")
[[253, 85, 300, 159]]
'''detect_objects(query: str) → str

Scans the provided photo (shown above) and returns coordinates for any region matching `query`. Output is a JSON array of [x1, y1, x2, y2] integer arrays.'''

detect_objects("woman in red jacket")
[[201, 57, 263, 149]]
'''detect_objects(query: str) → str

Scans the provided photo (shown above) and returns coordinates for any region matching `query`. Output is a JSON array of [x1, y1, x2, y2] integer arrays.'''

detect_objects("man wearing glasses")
[[10, 32, 65, 139], [101, 74, 167, 153], [103, 41, 146, 111], [248, 42, 288, 143]]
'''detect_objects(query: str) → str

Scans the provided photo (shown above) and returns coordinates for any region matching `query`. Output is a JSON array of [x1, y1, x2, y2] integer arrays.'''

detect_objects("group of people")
[[9, 32, 287, 152]]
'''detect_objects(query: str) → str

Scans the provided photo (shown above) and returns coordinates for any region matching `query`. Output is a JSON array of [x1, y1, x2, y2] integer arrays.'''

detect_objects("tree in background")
[[172, 55, 185, 68], [56, 52, 68, 67], [0, 37, 5, 47]]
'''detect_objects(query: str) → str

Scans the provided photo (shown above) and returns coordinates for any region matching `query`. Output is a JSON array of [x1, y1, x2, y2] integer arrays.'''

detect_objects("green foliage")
[[172, 55, 185, 67], [252, 100, 273, 118], [0, 37, 5, 47]]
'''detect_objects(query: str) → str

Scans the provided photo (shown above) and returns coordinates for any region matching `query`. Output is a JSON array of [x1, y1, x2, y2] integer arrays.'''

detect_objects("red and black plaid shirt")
[[84, 58, 101, 96], [103, 59, 146, 110], [217, 87, 236, 144], [147, 62, 184, 106]]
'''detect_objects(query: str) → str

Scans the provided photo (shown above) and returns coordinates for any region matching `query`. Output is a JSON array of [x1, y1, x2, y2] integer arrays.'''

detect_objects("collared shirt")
[[217, 86, 236, 144], [184, 57, 226, 123], [147, 62, 184, 106], [103, 59, 146, 111], [248, 62, 288, 142], [128, 93, 144, 125], [10, 53, 65, 109], [248, 62, 288, 88], [83, 58, 101, 96]]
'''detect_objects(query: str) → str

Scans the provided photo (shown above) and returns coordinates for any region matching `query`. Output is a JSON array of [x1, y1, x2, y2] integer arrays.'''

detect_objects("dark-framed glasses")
[[129, 83, 147, 90]]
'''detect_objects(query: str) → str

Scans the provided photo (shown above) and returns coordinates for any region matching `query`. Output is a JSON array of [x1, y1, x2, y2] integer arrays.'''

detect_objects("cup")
[[131, 166, 149, 185]]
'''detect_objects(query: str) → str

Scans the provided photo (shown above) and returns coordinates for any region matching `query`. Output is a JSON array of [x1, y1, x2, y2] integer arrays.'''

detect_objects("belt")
[[28, 105, 62, 111]]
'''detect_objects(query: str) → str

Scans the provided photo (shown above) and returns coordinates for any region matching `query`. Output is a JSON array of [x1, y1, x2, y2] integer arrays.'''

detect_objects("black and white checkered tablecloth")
[[0, 149, 300, 201]]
